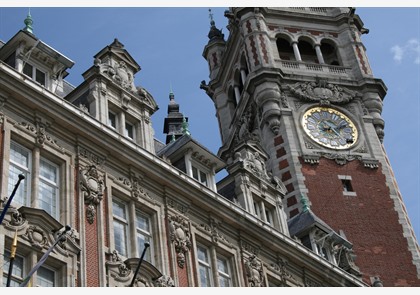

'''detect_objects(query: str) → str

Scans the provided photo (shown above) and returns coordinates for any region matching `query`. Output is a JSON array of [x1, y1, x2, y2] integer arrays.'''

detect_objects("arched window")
[[298, 39, 317, 63], [321, 40, 340, 66], [276, 37, 295, 61]]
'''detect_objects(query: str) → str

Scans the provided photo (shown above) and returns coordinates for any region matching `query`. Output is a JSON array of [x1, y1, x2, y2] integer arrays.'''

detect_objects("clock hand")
[[324, 121, 346, 139]]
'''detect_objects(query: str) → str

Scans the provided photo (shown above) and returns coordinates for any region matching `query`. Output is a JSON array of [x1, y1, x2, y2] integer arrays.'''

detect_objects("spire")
[[23, 9, 34, 34], [300, 194, 310, 212], [182, 117, 191, 136], [207, 8, 224, 41]]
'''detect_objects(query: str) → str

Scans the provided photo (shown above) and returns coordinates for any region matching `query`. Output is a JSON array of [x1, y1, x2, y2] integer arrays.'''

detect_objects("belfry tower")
[[202, 7, 420, 286]]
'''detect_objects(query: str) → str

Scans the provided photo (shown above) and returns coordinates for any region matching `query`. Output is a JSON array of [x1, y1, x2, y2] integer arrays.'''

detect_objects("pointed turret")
[[202, 9, 226, 81], [163, 91, 188, 144]]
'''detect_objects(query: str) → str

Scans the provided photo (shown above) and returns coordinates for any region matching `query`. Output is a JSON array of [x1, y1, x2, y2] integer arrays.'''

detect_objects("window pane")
[[199, 265, 212, 287], [40, 159, 57, 183], [36, 69, 46, 86], [112, 200, 126, 219], [39, 159, 58, 217], [39, 181, 57, 216], [136, 211, 152, 262], [113, 220, 127, 257], [113, 199, 128, 256], [197, 246, 209, 263], [8, 142, 31, 206], [199, 171, 208, 185], [136, 212, 149, 232], [3, 250, 24, 278], [136, 233, 151, 262], [125, 123, 134, 139], [217, 256, 231, 287], [108, 112, 116, 128], [192, 166, 198, 180], [23, 63, 33, 77], [37, 267, 55, 287]]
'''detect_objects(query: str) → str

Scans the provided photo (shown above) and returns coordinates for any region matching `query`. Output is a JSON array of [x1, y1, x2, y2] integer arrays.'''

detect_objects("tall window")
[[197, 245, 212, 287], [39, 159, 59, 218], [8, 141, 31, 206], [136, 210, 152, 262], [196, 244, 232, 287], [112, 199, 128, 257], [8, 141, 61, 219]]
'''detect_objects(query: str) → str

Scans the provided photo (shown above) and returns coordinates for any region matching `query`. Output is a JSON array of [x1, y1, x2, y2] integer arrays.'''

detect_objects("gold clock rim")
[[301, 107, 358, 150]]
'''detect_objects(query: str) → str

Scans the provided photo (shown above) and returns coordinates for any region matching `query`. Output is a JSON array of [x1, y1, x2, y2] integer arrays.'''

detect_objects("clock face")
[[302, 107, 358, 149]]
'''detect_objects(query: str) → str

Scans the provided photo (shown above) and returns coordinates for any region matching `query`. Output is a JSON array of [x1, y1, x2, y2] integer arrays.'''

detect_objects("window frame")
[[111, 196, 155, 264], [22, 62, 46, 86], [7, 140, 63, 219], [195, 242, 233, 287], [39, 157, 60, 218], [112, 198, 129, 257], [8, 141, 32, 207]]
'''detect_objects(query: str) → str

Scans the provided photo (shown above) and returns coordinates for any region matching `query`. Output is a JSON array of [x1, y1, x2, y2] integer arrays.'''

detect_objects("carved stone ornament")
[[24, 225, 48, 250], [169, 214, 192, 268], [153, 275, 175, 287], [80, 165, 104, 224], [118, 173, 154, 203], [334, 245, 362, 277], [316, 152, 362, 166], [269, 257, 293, 284], [288, 81, 359, 105], [199, 218, 232, 246], [101, 60, 136, 93], [245, 254, 264, 287], [18, 121, 62, 149]]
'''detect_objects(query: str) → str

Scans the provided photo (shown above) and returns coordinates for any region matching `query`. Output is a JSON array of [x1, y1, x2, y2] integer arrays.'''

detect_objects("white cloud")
[[391, 39, 420, 65]]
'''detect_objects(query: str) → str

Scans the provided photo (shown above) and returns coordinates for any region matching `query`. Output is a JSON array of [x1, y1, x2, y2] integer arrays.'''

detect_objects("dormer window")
[[23, 62, 46, 86], [192, 164, 208, 186]]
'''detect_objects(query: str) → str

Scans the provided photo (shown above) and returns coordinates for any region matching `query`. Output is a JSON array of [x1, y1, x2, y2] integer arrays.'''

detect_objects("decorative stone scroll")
[[169, 214, 192, 268], [80, 165, 104, 224]]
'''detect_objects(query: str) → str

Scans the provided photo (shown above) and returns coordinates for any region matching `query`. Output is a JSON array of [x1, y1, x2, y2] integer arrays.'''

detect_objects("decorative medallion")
[[24, 225, 48, 250]]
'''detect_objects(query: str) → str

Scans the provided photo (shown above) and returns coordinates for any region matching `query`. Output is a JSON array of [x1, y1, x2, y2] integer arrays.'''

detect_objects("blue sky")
[[0, 5, 419, 243]]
